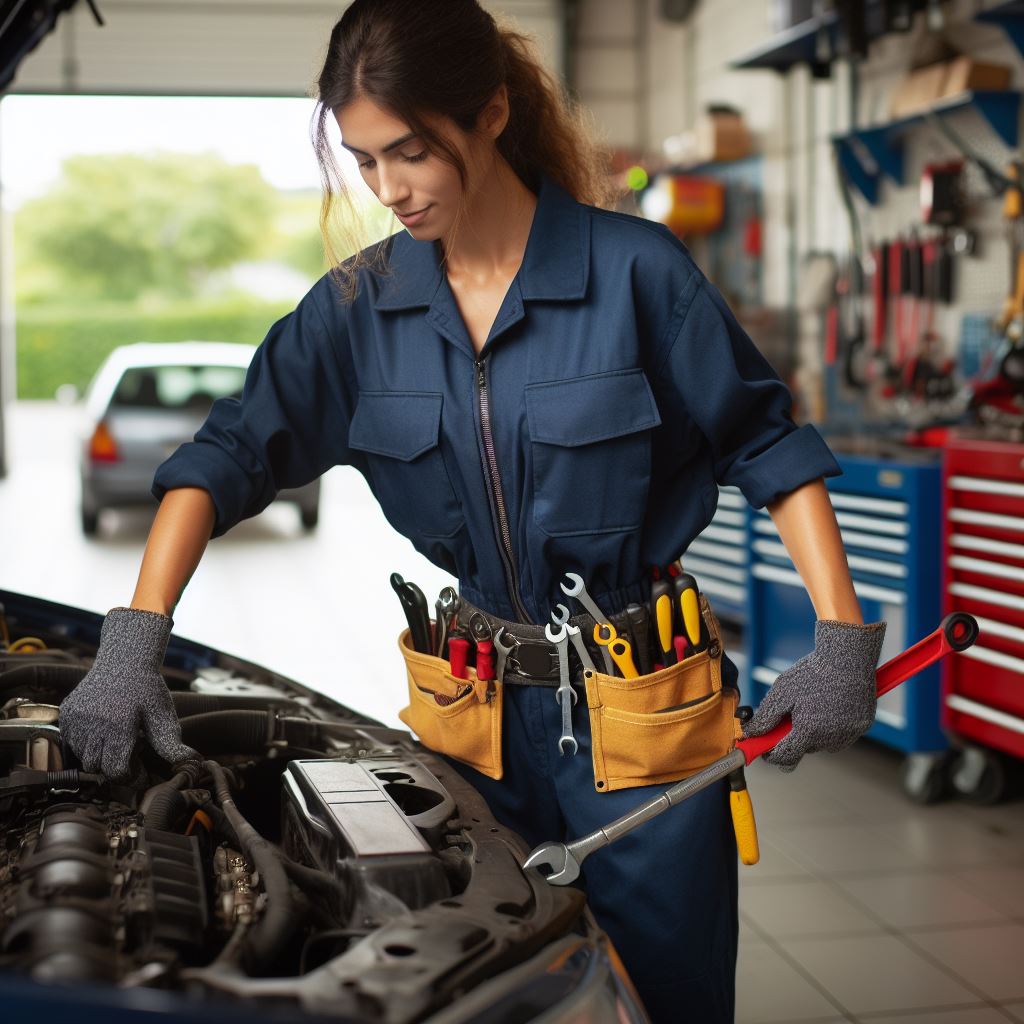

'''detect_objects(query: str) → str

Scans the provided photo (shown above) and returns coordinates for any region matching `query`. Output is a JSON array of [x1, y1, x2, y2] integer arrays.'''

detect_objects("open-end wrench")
[[492, 627, 514, 685], [545, 621, 577, 755], [435, 587, 459, 659], [559, 572, 615, 675], [523, 611, 980, 885], [550, 602, 596, 679]]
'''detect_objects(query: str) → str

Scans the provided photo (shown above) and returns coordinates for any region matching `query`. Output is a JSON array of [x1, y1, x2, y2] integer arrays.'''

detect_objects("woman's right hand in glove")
[[58, 606, 199, 780]]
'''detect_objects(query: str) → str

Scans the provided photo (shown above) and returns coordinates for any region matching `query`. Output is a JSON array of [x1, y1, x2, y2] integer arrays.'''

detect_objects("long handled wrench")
[[523, 612, 979, 885], [560, 572, 615, 675], [551, 602, 597, 676]]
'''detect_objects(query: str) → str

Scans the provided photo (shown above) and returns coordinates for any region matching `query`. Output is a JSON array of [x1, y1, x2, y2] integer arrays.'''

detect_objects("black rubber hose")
[[0, 663, 87, 696], [204, 759, 297, 974], [180, 711, 271, 755], [171, 692, 288, 716], [141, 786, 189, 831]]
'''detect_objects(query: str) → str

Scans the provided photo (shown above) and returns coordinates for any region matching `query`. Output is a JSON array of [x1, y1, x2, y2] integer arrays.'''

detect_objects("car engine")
[[0, 593, 591, 1023]]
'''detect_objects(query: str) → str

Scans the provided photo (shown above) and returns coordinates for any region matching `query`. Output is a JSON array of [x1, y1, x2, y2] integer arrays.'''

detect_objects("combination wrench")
[[551, 602, 596, 676], [544, 621, 577, 755], [559, 572, 615, 675]]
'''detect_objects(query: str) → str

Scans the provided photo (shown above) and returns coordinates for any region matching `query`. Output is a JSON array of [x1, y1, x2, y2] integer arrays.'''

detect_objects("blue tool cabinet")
[[739, 451, 947, 765], [682, 451, 948, 783]]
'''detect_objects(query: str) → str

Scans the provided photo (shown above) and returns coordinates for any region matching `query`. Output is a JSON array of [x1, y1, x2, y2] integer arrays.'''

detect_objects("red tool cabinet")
[[941, 431, 1024, 801]]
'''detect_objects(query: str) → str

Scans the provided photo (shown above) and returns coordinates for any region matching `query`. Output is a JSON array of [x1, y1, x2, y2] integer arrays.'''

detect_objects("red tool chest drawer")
[[941, 433, 1024, 760]]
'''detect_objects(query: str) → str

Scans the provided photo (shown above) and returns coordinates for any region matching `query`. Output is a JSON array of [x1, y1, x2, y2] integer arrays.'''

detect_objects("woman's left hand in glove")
[[742, 618, 887, 772]]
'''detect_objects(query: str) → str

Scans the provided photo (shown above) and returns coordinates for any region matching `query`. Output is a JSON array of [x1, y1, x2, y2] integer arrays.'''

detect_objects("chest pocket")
[[525, 368, 662, 537], [348, 391, 464, 539]]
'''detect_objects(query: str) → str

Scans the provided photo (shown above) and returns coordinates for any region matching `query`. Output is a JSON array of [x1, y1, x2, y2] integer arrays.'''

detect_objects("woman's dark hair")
[[312, 0, 622, 302]]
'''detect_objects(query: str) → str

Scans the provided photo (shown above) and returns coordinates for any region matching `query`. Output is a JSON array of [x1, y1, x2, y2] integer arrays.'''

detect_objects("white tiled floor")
[[3, 401, 1023, 1022]]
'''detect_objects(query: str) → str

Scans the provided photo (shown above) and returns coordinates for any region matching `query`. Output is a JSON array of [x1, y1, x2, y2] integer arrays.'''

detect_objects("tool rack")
[[941, 430, 1024, 803]]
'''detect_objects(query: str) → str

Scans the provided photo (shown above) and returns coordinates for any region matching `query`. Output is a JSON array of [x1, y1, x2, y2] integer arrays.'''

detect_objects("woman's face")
[[334, 95, 478, 239]]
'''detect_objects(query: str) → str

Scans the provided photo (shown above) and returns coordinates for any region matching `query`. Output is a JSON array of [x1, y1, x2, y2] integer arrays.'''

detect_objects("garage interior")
[[1, 2, 1024, 1023]]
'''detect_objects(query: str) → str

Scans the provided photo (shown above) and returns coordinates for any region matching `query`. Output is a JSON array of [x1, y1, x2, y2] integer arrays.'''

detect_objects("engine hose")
[[141, 786, 189, 831], [171, 692, 288, 716], [180, 710, 322, 755], [180, 711, 272, 755], [204, 759, 298, 974], [0, 663, 87, 696]]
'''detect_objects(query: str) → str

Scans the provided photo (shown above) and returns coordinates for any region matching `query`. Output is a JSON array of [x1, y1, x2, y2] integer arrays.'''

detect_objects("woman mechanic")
[[58, 1, 886, 1020]]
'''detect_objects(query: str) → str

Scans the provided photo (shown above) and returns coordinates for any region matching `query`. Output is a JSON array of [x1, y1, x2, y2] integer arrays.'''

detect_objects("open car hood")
[[0, 588, 648, 1022]]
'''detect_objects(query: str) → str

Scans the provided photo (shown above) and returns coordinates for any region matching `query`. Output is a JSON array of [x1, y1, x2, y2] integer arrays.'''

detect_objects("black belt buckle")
[[507, 638, 560, 679]]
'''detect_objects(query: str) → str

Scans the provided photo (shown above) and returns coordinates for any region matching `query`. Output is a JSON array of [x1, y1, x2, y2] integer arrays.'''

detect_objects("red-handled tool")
[[476, 639, 495, 681], [737, 612, 977, 763], [448, 636, 470, 680], [523, 612, 979, 885]]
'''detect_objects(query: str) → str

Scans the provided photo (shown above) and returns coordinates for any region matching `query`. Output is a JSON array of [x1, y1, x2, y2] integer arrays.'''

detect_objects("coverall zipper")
[[475, 357, 534, 624]]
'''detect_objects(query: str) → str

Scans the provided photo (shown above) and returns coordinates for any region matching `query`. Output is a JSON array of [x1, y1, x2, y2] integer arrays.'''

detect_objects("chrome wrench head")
[[559, 572, 584, 598], [544, 621, 567, 645], [492, 627, 514, 683], [522, 841, 581, 886], [550, 602, 571, 626]]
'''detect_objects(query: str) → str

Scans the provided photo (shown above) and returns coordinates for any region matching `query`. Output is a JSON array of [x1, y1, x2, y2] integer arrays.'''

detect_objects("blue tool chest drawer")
[[743, 451, 946, 756], [685, 485, 749, 623]]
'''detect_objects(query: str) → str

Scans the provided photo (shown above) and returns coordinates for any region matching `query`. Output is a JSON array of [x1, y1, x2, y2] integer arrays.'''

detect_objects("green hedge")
[[16, 297, 296, 399]]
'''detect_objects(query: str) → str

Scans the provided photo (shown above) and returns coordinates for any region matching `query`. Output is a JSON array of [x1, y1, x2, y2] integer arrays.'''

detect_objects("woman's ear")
[[477, 84, 510, 140]]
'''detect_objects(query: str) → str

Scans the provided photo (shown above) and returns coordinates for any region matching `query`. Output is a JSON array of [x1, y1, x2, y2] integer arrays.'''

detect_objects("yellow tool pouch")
[[395, 627, 504, 780], [584, 593, 742, 792]]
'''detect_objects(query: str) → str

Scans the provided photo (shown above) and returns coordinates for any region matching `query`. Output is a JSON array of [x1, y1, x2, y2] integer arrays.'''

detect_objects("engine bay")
[[0, 591, 589, 1023]]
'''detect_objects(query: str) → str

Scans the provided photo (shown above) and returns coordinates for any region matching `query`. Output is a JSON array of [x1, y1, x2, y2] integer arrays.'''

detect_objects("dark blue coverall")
[[153, 171, 842, 1022]]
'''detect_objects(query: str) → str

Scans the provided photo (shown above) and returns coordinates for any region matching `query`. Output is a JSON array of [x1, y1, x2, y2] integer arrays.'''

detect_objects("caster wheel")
[[81, 505, 99, 536], [951, 745, 1007, 805], [901, 752, 950, 805]]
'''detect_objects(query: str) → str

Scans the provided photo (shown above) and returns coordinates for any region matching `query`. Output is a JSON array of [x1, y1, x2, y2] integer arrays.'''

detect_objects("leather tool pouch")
[[584, 593, 741, 792], [395, 626, 504, 780]]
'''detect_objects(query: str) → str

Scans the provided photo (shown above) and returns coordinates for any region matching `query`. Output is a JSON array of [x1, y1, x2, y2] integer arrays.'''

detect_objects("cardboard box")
[[695, 110, 750, 163], [889, 63, 949, 119], [941, 56, 1011, 98]]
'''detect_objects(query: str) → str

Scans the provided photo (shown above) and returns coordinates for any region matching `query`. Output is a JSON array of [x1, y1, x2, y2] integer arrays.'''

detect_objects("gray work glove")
[[59, 607, 200, 780], [742, 619, 886, 772]]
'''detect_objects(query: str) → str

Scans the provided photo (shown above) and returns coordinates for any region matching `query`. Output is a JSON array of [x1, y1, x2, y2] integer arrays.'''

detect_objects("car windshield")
[[110, 364, 248, 411]]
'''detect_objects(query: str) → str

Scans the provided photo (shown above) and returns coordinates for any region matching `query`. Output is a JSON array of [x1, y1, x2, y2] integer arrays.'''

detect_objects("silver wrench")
[[523, 747, 746, 884], [544, 621, 577, 756], [559, 572, 615, 675], [492, 627, 514, 685], [551, 601, 596, 677]]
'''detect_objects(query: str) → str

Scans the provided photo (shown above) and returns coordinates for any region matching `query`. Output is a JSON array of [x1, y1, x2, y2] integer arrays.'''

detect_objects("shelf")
[[730, 14, 839, 73], [976, 0, 1024, 61], [830, 89, 1022, 204]]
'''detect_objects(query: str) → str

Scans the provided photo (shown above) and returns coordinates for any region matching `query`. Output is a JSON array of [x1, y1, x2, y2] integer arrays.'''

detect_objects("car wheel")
[[300, 504, 319, 531], [81, 504, 100, 536]]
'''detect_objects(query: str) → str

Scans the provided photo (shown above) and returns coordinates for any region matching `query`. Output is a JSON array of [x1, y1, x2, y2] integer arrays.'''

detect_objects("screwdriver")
[[651, 579, 675, 667], [673, 573, 704, 654]]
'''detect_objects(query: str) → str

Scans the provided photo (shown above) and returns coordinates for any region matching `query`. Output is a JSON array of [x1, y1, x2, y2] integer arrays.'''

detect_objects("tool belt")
[[395, 589, 741, 791]]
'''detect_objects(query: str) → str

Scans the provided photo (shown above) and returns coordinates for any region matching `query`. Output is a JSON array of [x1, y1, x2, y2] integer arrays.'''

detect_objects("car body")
[[77, 341, 320, 536], [0, 586, 651, 1023]]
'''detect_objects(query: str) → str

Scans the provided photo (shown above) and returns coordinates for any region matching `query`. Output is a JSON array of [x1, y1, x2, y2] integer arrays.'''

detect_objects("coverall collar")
[[371, 169, 591, 312]]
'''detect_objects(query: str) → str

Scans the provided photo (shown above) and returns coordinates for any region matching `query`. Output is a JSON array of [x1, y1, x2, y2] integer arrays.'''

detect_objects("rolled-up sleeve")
[[151, 277, 358, 537], [653, 274, 841, 508]]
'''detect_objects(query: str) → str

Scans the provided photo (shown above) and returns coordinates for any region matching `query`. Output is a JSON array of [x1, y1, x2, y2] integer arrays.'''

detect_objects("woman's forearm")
[[765, 477, 863, 624], [130, 487, 217, 616]]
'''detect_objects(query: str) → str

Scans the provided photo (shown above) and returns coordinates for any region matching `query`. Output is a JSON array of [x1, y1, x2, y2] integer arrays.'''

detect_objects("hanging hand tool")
[[595, 623, 638, 679], [560, 572, 615, 675], [551, 603, 597, 676], [626, 603, 652, 675], [448, 634, 470, 680], [434, 587, 459, 659], [672, 573, 704, 653], [391, 572, 432, 654], [545, 621, 578, 755], [651, 578, 675, 667], [523, 611, 979, 885], [492, 627, 514, 685]]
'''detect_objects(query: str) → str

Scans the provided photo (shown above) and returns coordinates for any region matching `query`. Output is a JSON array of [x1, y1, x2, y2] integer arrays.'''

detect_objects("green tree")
[[15, 152, 278, 302]]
